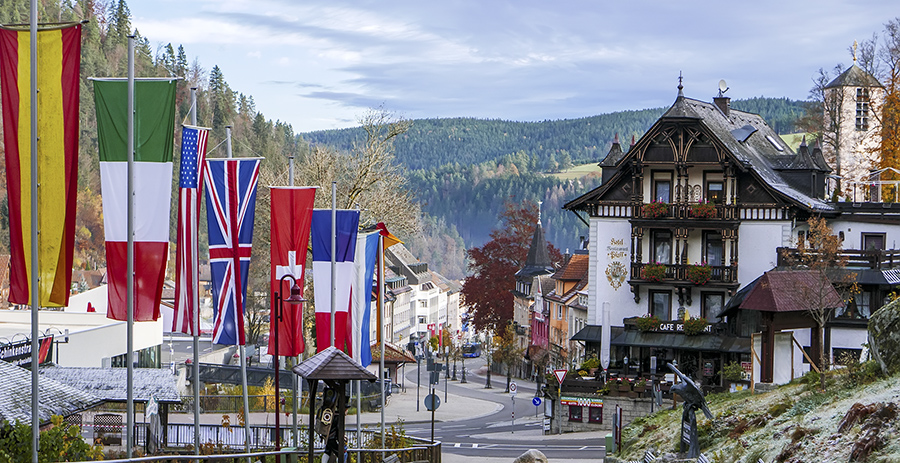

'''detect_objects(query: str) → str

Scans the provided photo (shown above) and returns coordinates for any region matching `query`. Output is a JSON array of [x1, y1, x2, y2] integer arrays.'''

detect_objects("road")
[[398, 357, 607, 461]]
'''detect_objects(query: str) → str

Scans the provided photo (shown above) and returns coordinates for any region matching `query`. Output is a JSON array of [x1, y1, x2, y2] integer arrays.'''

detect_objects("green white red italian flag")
[[93, 79, 177, 321]]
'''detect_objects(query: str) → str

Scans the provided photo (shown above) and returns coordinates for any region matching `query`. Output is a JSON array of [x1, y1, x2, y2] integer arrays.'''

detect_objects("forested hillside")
[[304, 97, 807, 266]]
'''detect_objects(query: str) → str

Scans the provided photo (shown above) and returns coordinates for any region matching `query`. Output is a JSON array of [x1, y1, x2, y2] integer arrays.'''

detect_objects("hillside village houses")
[[558, 70, 900, 392]]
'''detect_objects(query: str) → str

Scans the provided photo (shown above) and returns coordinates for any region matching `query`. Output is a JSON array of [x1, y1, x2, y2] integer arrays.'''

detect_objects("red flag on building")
[[269, 187, 316, 356]]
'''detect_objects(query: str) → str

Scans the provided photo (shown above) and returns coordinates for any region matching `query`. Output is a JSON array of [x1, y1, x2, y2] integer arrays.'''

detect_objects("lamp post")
[[273, 274, 305, 463]]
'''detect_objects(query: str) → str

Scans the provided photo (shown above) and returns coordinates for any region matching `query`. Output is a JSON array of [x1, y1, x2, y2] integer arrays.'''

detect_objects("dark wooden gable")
[[596, 168, 633, 201], [636, 120, 724, 166], [737, 171, 779, 204]]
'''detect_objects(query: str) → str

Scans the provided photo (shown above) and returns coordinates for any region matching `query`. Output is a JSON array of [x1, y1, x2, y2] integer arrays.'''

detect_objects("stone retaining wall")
[[549, 393, 657, 434]]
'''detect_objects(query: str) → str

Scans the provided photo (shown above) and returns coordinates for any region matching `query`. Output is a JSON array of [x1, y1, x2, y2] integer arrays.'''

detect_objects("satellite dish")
[[718, 79, 729, 96]]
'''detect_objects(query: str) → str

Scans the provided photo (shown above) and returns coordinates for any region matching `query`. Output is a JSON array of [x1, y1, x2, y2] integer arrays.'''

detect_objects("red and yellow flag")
[[0, 24, 81, 307]]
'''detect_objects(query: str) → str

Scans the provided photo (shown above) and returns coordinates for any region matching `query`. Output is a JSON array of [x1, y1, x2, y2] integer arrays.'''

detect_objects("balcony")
[[777, 247, 900, 270], [630, 262, 738, 286]]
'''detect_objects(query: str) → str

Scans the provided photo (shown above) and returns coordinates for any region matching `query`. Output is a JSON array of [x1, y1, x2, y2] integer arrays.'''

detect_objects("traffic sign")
[[553, 369, 567, 385], [425, 393, 441, 411], [532, 397, 542, 406], [509, 381, 517, 394]]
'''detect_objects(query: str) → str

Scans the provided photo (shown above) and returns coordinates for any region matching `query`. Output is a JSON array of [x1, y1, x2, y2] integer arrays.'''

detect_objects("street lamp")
[[273, 274, 305, 463]]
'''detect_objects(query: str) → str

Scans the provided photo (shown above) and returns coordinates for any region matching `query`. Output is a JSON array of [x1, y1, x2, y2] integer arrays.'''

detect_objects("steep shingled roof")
[[292, 346, 377, 381], [516, 221, 554, 280]]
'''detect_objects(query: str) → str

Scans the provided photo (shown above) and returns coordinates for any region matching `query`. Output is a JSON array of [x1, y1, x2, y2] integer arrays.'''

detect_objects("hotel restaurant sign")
[[0, 336, 54, 368]]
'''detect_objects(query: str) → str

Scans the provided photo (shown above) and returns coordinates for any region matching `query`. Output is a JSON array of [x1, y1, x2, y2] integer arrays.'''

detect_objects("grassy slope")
[[549, 163, 603, 180], [613, 367, 900, 463]]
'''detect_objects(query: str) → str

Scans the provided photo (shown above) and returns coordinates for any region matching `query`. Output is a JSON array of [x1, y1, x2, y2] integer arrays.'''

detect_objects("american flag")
[[172, 126, 208, 335], [205, 158, 261, 345]]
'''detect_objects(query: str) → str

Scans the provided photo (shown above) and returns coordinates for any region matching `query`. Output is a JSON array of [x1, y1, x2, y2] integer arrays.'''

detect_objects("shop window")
[[588, 406, 603, 423], [650, 290, 671, 320], [568, 405, 583, 422]]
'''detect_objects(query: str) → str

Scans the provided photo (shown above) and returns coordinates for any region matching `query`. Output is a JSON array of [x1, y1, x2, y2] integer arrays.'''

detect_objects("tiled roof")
[[292, 346, 377, 381], [40, 366, 181, 403], [553, 254, 589, 281], [737, 270, 843, 313], [370, 342, 415, 363], [1, 360, 102, 426]]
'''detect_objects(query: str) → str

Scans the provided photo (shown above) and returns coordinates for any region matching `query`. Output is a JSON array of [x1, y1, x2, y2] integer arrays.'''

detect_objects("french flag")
[[311, 209, 359, 354], [351, 231, 379, 367]]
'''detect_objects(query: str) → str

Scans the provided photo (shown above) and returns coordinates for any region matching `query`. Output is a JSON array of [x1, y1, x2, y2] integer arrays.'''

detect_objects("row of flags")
[[0, 22, 400, 367]]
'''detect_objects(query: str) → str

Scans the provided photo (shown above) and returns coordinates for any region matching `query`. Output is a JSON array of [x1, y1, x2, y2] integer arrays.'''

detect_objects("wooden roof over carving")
[[724, 269, 843, 315], [292, 346, 377, 381]]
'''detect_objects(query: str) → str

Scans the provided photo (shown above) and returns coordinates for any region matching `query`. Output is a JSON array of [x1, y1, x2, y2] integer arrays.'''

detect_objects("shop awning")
[[571, 325, 749, 353]]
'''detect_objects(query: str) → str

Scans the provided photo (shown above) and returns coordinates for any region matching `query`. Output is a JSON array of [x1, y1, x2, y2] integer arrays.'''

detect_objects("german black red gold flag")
[[0, 23, 81, 307]]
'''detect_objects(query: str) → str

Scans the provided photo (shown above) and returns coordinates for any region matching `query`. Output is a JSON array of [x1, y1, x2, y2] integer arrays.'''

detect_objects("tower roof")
[[516, 221, 554, 279], [824, 64, 883, 89]]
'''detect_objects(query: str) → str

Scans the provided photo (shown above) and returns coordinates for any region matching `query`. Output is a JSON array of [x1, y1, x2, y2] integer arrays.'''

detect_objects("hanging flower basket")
[[641, 263, 667, 282], [643, 201, 669, 218], [683, 317, 709, 336], [685, 263, 712, 285], [635, 314, 662, 332], [690, 200, 717, 218]]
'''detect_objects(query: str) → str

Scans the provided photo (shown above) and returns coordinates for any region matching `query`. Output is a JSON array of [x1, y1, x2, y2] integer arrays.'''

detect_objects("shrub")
[[683, 317, 709, 336], [685, 262, 712, 285], [690, 200, 717, 218], [636, 315, 662, 331], [643, 200, 669, 218], [720, 361, 745, 381], [641, 263, 667, 282], [581, 357, 600, 370]]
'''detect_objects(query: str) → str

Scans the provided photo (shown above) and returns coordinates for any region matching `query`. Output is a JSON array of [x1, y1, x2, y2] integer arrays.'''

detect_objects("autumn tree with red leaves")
[[461, 201, 563, 332]]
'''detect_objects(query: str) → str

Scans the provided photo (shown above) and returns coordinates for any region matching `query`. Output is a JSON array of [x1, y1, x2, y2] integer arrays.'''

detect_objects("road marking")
[[579, 446, 588, 450], [472, 444, 478, 448]]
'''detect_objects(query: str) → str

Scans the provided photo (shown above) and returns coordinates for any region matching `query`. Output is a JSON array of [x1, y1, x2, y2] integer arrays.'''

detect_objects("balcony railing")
[[630, 262, 737, 285], [777, 247, 900, 269], [637, 202, 736, 220]]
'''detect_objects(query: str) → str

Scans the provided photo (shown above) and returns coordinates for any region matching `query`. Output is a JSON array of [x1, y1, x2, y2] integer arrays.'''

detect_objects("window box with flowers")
[[643, 200, 669, 218], [641, 263, 667, 282], [683, 317, 709, 336], [635, 314, 662, 332], [690, 200, 717, 218], [685, 262, 712, 285]]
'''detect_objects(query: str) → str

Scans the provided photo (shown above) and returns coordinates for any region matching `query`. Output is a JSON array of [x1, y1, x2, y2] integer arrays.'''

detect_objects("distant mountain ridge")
[[301, 97, 806, 277], [302, 97, 806, 170]]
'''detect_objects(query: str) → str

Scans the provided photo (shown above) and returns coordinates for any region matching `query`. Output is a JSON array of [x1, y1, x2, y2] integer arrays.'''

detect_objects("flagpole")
[[330, 182, 336, 347], [189, 87, 201, 460], [29, 2, 40, 462], [226, 125, 254, 456], [379, 233, 386, 448], [126, 34, 135, 459], [289, 161, 299, 450]]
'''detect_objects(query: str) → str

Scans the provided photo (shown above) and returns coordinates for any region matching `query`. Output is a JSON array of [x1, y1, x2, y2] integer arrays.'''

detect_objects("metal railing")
[[90, 424, 440, 463], [631, 262, 737, 284]]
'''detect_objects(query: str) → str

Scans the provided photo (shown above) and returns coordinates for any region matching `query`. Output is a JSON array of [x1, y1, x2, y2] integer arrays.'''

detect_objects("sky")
[[129, 0, 897, 133]]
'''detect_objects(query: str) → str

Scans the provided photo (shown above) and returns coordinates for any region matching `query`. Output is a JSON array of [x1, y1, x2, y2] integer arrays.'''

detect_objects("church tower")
[[822, 43, 885, 200]]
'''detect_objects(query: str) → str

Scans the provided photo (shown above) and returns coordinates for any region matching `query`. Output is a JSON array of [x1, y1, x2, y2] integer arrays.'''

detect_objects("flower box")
[[635, 315, 662, 332], [685, 263, 712, 285], [683, 317, 709, 336], [643, 201, 669, 218], [690, 200, 717, 218], [641, 263, 667, 282]]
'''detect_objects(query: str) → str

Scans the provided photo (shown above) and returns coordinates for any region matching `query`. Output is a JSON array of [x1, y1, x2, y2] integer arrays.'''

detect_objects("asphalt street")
[[397, 357, 607, 462]]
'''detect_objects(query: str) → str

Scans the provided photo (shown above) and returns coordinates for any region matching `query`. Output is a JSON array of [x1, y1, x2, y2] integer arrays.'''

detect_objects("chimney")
[[714, 96, 730, 117]]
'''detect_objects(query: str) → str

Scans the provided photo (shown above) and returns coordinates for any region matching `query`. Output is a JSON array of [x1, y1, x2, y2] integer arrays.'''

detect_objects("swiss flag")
[[269, 187, 316, 357]]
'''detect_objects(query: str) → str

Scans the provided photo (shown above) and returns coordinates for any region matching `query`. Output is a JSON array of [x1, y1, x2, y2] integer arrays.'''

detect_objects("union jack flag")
[[204, 158, 261, 345], [173, 125, 208, 335]]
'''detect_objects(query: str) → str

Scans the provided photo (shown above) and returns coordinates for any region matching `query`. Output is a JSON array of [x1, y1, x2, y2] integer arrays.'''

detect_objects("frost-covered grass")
[[616, 364, 900, 463]]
